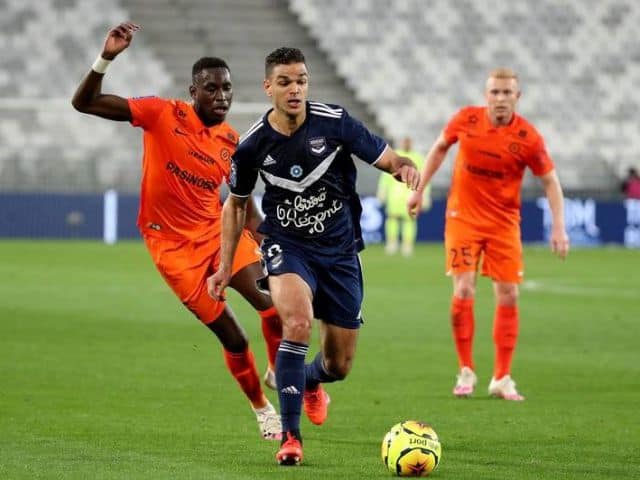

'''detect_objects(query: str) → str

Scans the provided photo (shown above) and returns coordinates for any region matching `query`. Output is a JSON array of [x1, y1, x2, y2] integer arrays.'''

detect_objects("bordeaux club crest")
[[309, 137, 327, 156]]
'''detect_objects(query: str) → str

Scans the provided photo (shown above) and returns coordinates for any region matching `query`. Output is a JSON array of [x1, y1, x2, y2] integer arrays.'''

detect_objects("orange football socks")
[[223, 348, 266, 409], [259, 306, 282, 370], [451, 296, 475, 370], [493, 304, 519, 379]]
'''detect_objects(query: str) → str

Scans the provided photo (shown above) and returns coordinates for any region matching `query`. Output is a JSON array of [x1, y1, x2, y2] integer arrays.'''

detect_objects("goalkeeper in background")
[[377, 137, 431, 256]]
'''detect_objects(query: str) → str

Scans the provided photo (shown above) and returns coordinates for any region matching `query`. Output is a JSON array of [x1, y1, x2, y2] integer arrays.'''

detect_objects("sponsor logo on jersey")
[[263, 154, 277, 166], [166, 161, 216, 191], [280, 385, 301, 395], [465, 162, 504, 179], [275, 189, 344, 235], [188, 150, 214, 165], [478, 149, 502, 159], [290, 165, 303, 178]]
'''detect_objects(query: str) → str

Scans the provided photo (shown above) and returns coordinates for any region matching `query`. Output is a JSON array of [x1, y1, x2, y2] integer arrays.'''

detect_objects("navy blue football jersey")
[[229, 101, 387, 253]]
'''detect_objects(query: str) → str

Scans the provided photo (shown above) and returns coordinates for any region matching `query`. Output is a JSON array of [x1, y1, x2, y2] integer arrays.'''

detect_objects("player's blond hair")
[[488, 67, 519, 82]]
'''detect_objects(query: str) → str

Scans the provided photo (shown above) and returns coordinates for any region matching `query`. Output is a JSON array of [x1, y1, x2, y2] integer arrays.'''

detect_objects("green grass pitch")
[[1, 241, 639, 479]]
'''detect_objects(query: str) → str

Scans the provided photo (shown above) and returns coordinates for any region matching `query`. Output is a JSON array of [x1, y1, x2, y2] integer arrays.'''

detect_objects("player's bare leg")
[[385, 216, 400, 254]]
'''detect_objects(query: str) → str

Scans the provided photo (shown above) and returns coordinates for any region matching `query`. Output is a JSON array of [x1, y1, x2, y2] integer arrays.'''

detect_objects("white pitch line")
[[522, 280, 639, 299]]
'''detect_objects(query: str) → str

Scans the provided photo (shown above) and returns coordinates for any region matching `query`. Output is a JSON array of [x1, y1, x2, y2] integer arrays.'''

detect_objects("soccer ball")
[[382, 420, 442, 477], [381, 422, 403, 468]]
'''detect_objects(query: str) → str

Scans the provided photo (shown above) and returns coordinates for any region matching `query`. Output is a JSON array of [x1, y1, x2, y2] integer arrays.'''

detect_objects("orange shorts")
[[444, 220, 523, 283], [143, 229, 262, 323]]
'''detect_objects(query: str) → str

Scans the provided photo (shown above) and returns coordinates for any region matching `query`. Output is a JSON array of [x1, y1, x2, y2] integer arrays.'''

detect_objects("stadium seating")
[[121, 0, 384, 191], [0, 0, 382, 193], [0, 0, 171, 192], [290, 0, 640, 192], [2, 0, 637, 194]]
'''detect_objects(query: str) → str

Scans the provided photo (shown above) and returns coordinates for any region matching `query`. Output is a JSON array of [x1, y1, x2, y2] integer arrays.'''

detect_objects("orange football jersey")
[[128, 96, 238, 240], [443, 106, 554, 230]]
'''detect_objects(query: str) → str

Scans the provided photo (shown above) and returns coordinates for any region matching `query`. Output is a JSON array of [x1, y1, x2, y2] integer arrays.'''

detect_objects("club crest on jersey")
[[309, 137, 327, 156], [290, 165, 304, 178]]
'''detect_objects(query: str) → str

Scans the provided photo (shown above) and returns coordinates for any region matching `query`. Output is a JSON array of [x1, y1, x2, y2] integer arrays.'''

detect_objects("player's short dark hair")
[[265, 47, 306, 77], [192, 57, 229, 83]]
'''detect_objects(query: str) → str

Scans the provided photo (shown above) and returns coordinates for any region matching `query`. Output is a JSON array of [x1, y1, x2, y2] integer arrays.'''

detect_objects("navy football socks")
[[304, 352, 338, 390], [276, 340, 308, 432]]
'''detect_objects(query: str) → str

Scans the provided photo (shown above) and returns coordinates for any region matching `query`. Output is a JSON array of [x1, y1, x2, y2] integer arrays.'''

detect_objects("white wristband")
[[91, 56, 112, 74]]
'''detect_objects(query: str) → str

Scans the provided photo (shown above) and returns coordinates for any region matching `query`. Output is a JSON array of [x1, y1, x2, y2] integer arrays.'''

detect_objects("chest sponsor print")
[[275, 188, 344, 234]]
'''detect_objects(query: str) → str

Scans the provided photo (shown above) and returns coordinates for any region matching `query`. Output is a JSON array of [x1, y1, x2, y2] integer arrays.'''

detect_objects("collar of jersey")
[[483, 106, 520, 133], [175, 101, 225, 138], [262, 102, 310, 139]]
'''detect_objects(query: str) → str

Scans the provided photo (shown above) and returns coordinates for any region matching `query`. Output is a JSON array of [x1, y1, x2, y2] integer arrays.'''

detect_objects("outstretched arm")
[[71, 22, 139, 121], [374, 147, 420, 191], [540, 169, 570, 259], [208, 195, 249, 300], [408, 132, 451, 218]]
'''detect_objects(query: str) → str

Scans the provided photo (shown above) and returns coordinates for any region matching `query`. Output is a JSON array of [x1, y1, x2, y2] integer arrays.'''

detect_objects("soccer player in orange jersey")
[[408, 68, 570, 401], [72, 22, 283, 437]]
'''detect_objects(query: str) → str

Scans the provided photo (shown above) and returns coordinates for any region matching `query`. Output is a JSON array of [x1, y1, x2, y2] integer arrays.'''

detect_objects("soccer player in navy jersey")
[[208, 47, 419, 466]]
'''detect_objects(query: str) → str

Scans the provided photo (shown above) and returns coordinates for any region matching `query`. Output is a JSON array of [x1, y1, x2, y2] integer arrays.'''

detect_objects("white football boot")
[[453, 366, 477, 397], [488, 375, 525, 401], [254, 402, 282, 440]]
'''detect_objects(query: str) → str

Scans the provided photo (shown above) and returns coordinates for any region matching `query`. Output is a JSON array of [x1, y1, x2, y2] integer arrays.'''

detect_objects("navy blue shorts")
[[260, 237, 363, 329]]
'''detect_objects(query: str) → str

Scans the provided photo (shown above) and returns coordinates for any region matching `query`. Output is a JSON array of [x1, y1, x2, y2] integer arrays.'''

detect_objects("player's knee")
[[496, 286, 519, 306], [324, 356, 353, 381], [282, 314, 312, 342], [498, 293, 518, 306], [206, 313, 249, 353], [454, 283, 475, 299]]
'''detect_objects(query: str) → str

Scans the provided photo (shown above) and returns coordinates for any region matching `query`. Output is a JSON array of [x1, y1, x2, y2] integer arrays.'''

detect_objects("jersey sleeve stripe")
[[370, 144, 389, 166], [229, 191, 251, 198], [239, 121, 264, 144], [310, 109, 342, 119], [309, 101, 343, 115]]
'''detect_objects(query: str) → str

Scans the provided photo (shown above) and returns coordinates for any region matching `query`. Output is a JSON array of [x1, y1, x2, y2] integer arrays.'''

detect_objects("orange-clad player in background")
[[408, 68, 570, 400], [72, 22, 282, 438]]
